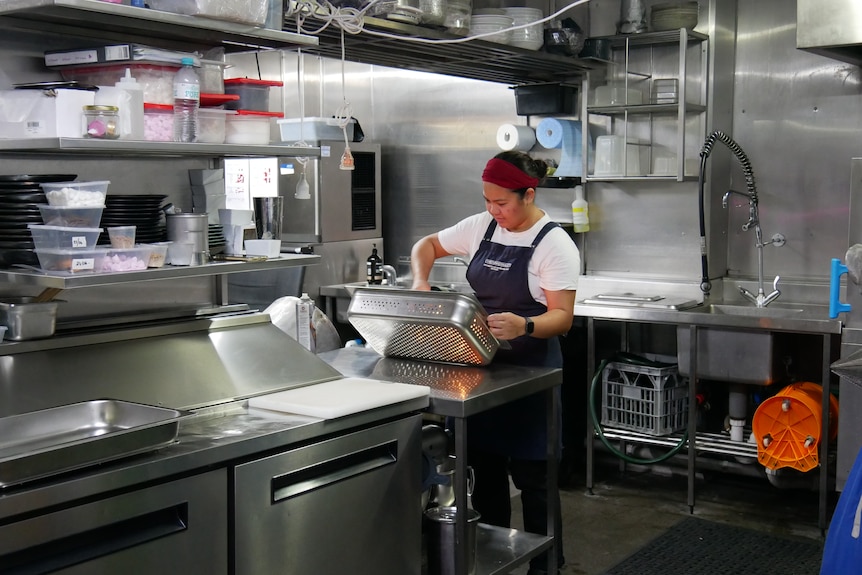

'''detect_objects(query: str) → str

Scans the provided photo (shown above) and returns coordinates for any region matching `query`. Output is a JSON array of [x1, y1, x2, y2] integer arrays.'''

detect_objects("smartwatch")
[[524, 316, 535, 335]]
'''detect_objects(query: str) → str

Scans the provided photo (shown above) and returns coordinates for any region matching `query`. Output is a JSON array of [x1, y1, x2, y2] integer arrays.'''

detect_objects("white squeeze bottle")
[[114, 68, 145, 140], [295, 293, 317, 353], [572, 184, 590, 233], [173, 57, 200, 143]]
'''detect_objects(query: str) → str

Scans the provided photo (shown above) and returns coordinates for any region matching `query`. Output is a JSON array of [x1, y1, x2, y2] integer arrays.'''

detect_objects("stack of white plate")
[[502, 7, 543, 51], [470, 13, 514, 45], [650, 2, 698, 32]]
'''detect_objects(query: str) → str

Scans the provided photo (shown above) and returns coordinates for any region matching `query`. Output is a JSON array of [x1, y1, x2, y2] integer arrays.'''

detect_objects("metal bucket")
[[424, 506, 480, 575], [166, 213, 209, 254]]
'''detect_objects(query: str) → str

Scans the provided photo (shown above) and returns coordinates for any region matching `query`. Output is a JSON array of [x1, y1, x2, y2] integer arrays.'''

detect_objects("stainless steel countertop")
[[574, 301, 843, 335], [0, 398, 425, 520], [317, 347, 563, 418]]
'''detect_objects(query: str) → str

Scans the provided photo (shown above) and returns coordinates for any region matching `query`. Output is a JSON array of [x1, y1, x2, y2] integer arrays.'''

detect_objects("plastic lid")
[[224, 78, 284, 87], [180, 57, 195, 66], [233, 110, 284, 118], [144, 103, 173, 111]]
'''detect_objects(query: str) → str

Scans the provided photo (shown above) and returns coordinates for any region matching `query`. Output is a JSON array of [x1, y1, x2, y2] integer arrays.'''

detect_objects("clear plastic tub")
[[224, 110, 282, 145], [199, 60, 230, 94], [198, 109, 235, 144], [277, 117, 355, 143], [28, 224, 103, 250], [223, 78, 283, 111], [38, 206, 104, 228], [35, 248, 108, 274], [60, 63, 181, 105], [41, 181, 110, 207], [145, 242, 171, 268], [147, 0, 270, 26], [143, 103, 174, 142], [102, 246, 153, 272], [108, 225, 136, 249]]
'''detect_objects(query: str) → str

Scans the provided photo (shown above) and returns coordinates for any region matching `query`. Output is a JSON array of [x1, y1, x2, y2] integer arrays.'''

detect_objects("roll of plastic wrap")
[[496, 124, 536, 151], [536, 117, 583, 177]]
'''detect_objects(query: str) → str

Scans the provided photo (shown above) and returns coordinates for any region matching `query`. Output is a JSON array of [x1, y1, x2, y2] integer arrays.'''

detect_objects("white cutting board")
[[248, 377, 430, 419]]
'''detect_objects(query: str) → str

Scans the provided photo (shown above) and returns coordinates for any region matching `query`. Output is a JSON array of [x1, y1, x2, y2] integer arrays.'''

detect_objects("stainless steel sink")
[[707, 304, 805, 318]]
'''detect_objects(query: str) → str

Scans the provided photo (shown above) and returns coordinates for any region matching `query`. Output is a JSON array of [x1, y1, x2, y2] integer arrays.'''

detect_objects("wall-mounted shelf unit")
[[304, 16, 603, 85], [0, 138, 321, 158], [583, 28, 709, 182], [0, 0, 318, 52]]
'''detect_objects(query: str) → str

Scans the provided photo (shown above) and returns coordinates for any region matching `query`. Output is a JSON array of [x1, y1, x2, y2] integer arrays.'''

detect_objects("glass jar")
[[83, 105, 120, 139]]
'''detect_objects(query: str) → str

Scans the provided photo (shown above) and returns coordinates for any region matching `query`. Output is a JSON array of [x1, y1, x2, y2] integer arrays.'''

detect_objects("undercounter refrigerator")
[[228, 140, 383, 307]]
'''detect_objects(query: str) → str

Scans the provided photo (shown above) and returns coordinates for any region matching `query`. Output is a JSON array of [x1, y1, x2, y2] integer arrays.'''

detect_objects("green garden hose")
[[590, 352, 690, 464]]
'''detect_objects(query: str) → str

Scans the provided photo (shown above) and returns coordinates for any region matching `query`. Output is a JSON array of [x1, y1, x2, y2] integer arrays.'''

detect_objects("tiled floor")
[[507, 451, 827, 575]]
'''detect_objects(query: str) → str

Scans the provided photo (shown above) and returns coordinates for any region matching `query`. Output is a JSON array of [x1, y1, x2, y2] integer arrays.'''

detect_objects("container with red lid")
[[224, 110, 284, 145], [223, 78, 284, 112]]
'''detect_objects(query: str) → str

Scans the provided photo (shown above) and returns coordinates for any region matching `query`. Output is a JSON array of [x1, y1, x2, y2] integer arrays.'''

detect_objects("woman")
[[411, 150, 580, 575]]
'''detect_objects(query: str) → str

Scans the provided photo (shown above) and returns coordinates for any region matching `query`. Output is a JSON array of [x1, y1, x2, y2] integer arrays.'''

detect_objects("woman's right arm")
[[410, 233, 452, 290]]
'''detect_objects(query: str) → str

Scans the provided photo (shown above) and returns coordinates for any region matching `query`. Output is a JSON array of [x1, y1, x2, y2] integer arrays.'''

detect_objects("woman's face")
[[483, 182, 533, 231]]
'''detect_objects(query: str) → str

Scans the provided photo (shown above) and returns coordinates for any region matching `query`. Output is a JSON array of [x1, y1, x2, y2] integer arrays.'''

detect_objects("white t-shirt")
[[438, 211, 580, 305]]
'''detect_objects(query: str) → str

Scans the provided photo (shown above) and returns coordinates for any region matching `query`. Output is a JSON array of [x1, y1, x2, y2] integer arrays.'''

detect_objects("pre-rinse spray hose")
[[697, 130, 758, 296], [590, 353, 689, 465]]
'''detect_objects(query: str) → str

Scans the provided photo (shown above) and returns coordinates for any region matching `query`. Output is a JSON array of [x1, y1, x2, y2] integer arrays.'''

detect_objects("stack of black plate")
[[208, 224, 226, 255], [0, 174, 77, 268], [100, 195, 168, 245]]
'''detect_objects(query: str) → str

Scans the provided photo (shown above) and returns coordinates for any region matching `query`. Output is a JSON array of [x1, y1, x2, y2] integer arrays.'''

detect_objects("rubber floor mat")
[[603, 516, 823, 575]]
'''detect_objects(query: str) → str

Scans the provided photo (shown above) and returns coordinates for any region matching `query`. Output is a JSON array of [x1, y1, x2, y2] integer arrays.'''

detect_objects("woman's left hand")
[[487, 312, 526, 340]]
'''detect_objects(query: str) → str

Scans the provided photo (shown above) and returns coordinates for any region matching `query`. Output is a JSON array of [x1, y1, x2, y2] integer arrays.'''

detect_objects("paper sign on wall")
[[223, 157, 279, 209]]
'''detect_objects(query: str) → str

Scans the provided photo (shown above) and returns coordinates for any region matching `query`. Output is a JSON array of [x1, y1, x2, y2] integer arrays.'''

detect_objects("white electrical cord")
[[335, 27, 355, 170]]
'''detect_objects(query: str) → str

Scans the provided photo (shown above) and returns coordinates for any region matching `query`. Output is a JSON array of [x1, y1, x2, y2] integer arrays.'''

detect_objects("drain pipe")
[[727, 383, 748, 442], [697, 131, 758, 298]]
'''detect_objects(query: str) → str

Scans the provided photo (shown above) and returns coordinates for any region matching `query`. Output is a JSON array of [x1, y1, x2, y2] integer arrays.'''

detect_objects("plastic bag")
[[264, 296, 342, 353]]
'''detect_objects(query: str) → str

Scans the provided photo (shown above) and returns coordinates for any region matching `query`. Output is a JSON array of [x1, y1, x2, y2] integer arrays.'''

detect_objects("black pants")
[[468, 449, 564, 572]]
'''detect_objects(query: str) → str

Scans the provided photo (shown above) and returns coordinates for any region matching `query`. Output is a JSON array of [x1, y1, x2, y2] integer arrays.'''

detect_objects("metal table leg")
[[546, 385, 560, 573], [586, 317, 596, 494], [687, 324, 698, 513], [820, 333, 834, 533], [454, 417, 468, 575]]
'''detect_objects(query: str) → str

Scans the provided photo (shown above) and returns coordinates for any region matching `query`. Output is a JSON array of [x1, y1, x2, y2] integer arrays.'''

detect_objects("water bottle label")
[[173, 82, 200, 101]]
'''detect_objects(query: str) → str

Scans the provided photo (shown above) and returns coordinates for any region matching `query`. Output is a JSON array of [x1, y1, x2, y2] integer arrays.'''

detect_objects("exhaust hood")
[[798, 0, 862, 65]]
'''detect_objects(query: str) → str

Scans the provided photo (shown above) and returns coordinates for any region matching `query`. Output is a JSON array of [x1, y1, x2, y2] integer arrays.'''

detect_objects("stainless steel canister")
[[252, 196, 284, 240], [166, 213, 209, 254], [424, 506, 481, 575]]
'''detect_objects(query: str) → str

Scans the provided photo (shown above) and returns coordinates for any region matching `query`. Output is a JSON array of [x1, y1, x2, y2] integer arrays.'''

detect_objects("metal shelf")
[[0, 253, 320, 289], [0, 138, 321, 158], [587, 103, 707, 116], [304, 16, 603, 85], [600, 426, 760, 460], [0, 0, 318, 52]]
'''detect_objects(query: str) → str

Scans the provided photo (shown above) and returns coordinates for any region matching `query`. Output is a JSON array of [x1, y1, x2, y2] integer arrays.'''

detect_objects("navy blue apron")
[[821, 446, 862, 573], [465, 219, 563, 460]]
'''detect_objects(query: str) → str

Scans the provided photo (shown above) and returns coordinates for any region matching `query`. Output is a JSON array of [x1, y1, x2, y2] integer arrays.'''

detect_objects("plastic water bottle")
[[572, 184, 590, 233], [173, 57, 199, 143], [295, 293, 316, 353]]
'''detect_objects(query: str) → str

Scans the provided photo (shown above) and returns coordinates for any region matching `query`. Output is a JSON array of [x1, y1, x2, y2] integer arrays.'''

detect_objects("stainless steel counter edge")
[[574, 302, 843, 334], [0, 398, 426, 519]]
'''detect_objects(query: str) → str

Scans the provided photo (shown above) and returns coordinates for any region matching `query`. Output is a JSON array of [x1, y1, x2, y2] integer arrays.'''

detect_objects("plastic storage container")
[[145, 242, 171, 268], [224, 110, 282, 145], [143, 103, 174, 141], [108, 225, 136, 248], [28, 224, 102, 250], [199, 59, 229, 94], [601, 362, 688, 436], [102, 246, 153, 272], [35, 247, 108, 274], [147, 0, 270, 26], [60, 62, 181, 105], [38, 206, 104, 228], [277, 117, 355, 143], [198, 108, 235, 144], [223, 78, 283, 111], [41, 181, 110, 207]]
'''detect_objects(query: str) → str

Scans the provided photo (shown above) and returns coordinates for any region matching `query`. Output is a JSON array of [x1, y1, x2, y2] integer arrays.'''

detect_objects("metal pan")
[[0, 399, 190, 488]]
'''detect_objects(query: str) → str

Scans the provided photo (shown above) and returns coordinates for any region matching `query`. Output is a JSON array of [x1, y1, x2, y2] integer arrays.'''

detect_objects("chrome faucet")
[[381, 264, 398, 286], [452, 256, 470, 267], [722, 188, 785, 308]]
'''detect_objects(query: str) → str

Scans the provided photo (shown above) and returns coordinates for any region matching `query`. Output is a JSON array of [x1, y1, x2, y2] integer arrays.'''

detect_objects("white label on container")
[[71, 235, 88, 248], [321, 145, 331, 158], [104, 44, 132, 61], [280, 163, 296, 175], [71, 257, 95, 272]]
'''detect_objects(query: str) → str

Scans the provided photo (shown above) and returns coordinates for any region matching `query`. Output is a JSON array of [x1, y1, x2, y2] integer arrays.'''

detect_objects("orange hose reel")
[[751, 382, 839, 472]]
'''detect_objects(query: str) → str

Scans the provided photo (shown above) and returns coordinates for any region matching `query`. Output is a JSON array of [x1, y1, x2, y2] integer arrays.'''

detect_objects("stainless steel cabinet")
[[0, 468, 228, 574], [233, 414, 423, 575]]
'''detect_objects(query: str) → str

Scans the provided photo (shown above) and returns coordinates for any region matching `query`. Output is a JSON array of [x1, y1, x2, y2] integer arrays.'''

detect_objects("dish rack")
[[347, 287, 500, 366]]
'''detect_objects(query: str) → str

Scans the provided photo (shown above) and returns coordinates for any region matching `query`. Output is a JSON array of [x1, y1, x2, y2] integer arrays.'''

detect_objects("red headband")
[[481, 158, 539, 190]]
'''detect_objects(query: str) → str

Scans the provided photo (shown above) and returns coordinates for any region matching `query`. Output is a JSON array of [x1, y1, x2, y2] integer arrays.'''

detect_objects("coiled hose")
[[697, 130, 758, 297], [590, 352, 689, 464]]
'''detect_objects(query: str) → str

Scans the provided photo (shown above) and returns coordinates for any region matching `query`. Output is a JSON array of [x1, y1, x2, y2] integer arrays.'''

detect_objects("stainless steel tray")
[[0, 399, 188, 488], [347, 287, 501, 366]]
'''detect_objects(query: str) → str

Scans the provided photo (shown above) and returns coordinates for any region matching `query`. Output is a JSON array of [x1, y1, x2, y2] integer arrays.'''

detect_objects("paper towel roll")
[[496, 124, 536, 152], [536, 118, 583, 177]]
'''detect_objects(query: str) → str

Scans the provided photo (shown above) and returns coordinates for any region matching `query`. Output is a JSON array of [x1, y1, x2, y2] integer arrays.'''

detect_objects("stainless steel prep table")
[[574, 300, 843, 531], [318, 346, 563, 575]]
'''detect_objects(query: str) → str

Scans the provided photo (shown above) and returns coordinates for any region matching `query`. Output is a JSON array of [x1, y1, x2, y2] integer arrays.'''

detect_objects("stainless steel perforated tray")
[[347, 288, 500, 366]]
